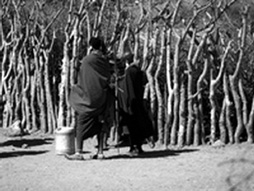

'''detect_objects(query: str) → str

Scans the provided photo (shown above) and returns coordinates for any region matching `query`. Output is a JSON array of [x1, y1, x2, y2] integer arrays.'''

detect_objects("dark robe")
[[118, 64, 154, 146], [69, 52, 111, 116], [69, 52, 112, 152]]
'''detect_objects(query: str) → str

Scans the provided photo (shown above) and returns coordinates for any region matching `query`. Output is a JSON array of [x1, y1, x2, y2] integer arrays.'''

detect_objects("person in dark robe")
[[118, 53, 155, 156], [65, 37, 113, 160]]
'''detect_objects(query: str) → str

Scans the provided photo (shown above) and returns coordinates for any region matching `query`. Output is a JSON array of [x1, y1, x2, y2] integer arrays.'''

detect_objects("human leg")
[[97, 126, 104, 155], [65, 113, 101, 160], [65, 114, 86, 160], [125, 115, 144, 156], [91, 129, 105, 160], [92, 119, 109, 159]]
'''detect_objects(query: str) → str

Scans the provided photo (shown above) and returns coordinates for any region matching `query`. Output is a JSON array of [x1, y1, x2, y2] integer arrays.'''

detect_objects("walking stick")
[[113, 48, 120, 154]]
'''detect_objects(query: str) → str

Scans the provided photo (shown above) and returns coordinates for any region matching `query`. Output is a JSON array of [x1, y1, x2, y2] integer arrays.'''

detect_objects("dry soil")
[[0, 131, 254, 191]]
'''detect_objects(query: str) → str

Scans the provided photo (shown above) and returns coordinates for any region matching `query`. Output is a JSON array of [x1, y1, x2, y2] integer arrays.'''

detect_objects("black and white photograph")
[[1, 0, 254, 190]]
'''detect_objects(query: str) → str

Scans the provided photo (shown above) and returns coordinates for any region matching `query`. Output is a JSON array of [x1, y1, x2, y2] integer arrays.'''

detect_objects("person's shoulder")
[[127, 64, 139, 72], [81, 53, 96, 62]]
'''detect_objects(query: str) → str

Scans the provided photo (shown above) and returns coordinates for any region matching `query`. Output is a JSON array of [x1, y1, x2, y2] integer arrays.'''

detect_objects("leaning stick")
[[113, 46, 120, 154]]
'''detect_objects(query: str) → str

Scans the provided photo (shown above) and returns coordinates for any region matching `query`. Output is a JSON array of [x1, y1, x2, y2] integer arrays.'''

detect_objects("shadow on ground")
[[0, 138, 54, 148], [0, 150, 49, 159], [105, 148, 199, 160]]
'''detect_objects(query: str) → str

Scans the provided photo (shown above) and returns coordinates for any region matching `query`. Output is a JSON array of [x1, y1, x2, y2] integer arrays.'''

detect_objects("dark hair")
[[89, 37, 104, 51], [123, 52, 134, 63]]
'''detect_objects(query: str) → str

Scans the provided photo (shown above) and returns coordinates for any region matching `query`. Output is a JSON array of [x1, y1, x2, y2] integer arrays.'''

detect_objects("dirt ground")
[[0, 130, 254, 191]]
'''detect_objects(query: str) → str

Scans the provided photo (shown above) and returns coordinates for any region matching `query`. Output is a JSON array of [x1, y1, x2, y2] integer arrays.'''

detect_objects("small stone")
[[212, 140, 225, 148], [22, 144, 29, 149]]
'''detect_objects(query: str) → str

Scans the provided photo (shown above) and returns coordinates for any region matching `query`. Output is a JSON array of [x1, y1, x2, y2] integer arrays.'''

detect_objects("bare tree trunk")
[[246, 94, 254, 143], [219, 72, 233, 144], [38, 55, 47, 133], [170, 37, 181, 145], [141, 26, 150, 71], [43, 33, 57, 134], [146, 28, 159, 133], [209, 40, 232, 143], [164, 28, 174, 147], [238, 79, 247, 127], [0, 21, 10, 128], [30, 74, 38, 131], [68, 2, 87, 127], [186, 28, 196, 145], [219, 97, 227, 143], [117, 23, 130, 58], [163, 0, 182, 147], [229, 7, 248, 143], [133, 33, 140, 65], [178, 77, 187, 147], [6, 36, 21, 128], [154, 27, 166, 144], [22, 48, 32, 132], [187, 29, 210, 145], [180, 3, 212, 145], [58, 0, 74, 127], [223, 73, 234, 144], [109, 0, 122, 48], [192, 36, 210, 146], [229, 74, 243, 144], [92, 0, 107, 37], [196, 58, 209, 144], [209, 70, 217, 143]]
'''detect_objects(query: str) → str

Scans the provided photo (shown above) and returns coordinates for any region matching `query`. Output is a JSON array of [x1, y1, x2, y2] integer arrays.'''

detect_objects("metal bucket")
[[55, 127, 75, 155]]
